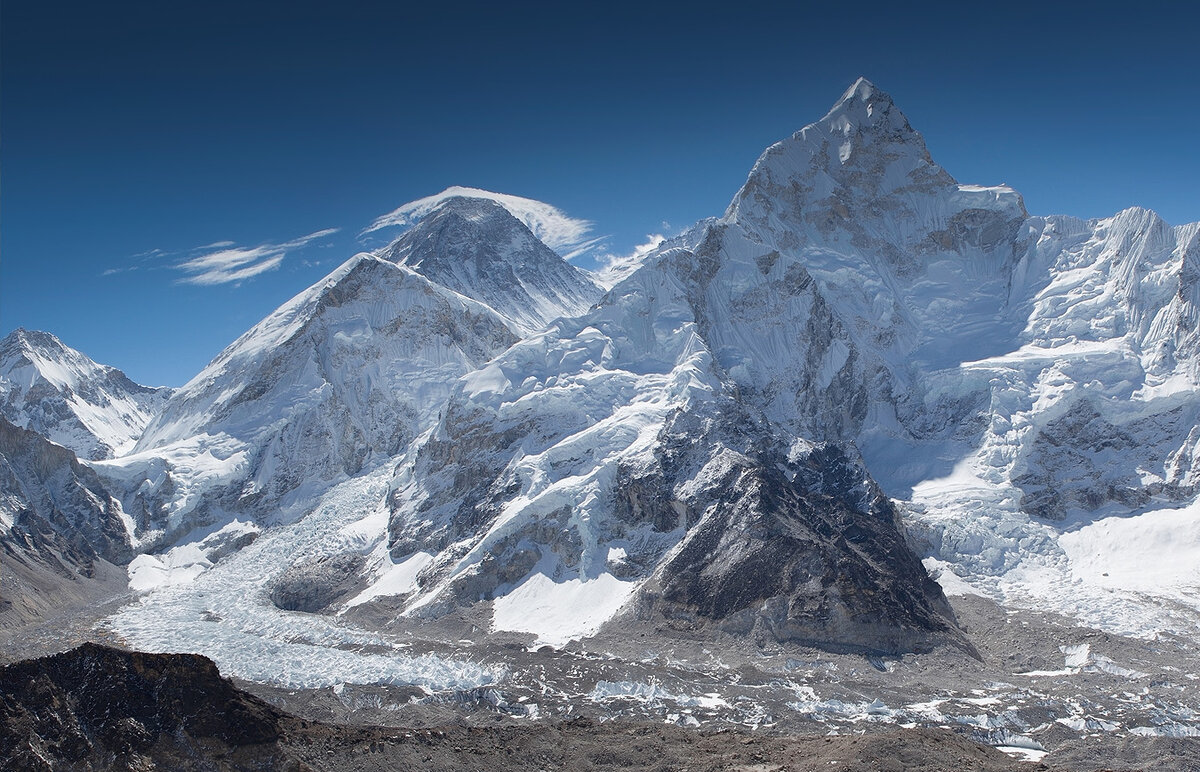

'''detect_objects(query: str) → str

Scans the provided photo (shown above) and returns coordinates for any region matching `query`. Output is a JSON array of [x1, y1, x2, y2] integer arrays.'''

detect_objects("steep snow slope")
[[97, 254, 519, 548], [380, 195, 603, 334], [0, 329, 172, 460], [98, 197, 601, 553]]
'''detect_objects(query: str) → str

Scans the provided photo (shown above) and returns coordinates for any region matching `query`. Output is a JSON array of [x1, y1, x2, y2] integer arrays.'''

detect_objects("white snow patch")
[[342, 551, 434, 610], [922, 557, 982, 597], [1061, 643, 1091, 668], [995, 745, 1048, 762], [491, 571, 640, 648], [1059, 502, 1200, 596], [127, 546, 212, 593]]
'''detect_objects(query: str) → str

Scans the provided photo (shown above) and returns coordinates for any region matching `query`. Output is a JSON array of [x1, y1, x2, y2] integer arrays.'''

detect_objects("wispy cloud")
[[363, 186, 607, 260], [593, 234, 667, 289], [175, 228, 339, 286], [102, 247, 168, 276]]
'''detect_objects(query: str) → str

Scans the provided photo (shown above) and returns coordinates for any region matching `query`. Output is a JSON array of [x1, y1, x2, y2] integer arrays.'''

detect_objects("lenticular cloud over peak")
[[364, 186, 605, 260]]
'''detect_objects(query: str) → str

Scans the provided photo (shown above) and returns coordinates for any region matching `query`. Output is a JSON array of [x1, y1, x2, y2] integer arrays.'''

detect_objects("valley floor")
[[4, 586, 1200, 770]]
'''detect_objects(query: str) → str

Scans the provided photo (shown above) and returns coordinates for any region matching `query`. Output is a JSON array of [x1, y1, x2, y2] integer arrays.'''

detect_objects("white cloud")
[[175, 228, 339, 286], [363, 186, 605, 260], [593, 233, 666, 289], [102, 247, 167, 276]]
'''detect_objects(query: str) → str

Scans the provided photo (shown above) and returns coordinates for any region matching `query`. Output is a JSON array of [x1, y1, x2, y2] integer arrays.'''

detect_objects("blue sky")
[[3, 1, 1198, 387]]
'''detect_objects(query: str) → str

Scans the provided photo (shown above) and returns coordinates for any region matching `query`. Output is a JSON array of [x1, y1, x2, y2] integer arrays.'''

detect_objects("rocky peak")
[[381, 195, 602, 334], [2, 327, 62, 358], [0, 328, 172, 461], [818, 77, 911, 141]]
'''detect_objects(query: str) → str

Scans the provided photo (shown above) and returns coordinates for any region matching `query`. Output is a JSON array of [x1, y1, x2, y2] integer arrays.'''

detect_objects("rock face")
[[0, 418, 131, 628], [0, 418, 130, 565], [0, 329, 172, 461], [0, 643, 295, 771], [381, 195, 603, 335], [639, 425, 957, 654], [269, 552, 367, 613]]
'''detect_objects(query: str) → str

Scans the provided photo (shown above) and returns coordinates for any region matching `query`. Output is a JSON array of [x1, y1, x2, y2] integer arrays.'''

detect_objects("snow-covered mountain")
[[0, 417, 132, 626], [379, 195, 602, 334], [97, 255, 517, 547], [7, 79, 1199, 669], [95, 199, 600, 551], [366, 78, 1200, 648], [713, 79, 1200, 635], [0, 329, 173, 461]]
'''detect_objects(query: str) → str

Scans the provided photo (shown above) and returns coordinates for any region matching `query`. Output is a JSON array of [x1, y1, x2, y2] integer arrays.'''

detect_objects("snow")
[[995, 745, 1048, 762], [342, 551, 434, 610], [127, 545, 212, 592], [126, 519, 260, 591], [365, 186, 603, 260], [491, 570, 641, 648], [1059, 501, 1200, 595], [922, 558, 983, 597], [0, 328, 172, 460], [108, 466, 502, 691]]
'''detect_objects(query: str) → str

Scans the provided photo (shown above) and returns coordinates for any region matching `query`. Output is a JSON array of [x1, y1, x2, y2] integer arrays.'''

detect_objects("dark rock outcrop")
[[270, 552, 367, 613], [627, 407, 966, 656], [0, 643, 297, 771]]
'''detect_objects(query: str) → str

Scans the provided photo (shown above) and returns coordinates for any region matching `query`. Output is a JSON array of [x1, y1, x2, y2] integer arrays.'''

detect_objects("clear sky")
[[3, 0, 1198, 387]]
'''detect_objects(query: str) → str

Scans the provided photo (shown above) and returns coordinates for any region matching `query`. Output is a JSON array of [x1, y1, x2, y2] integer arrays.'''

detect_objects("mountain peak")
[[839, 76, 883, 104], [2, 327, 65, 356], [380, 192, 602, 335], [365, 186, 602, 260], [1, 328, 172, 460], [817, 77, 910, 137]]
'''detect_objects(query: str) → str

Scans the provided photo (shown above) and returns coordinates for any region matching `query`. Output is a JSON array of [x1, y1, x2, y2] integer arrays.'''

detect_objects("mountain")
[[375, 88, 982, 653], [0, 418, 131, 628], [369, 78, 1200, 650], [97, 254, 519, 549], [716, 79, 1200, 634], [96, 199, 601, 551], [379, 194, 603, 334], [5, 79, 1197, 683], [0, 329, 172, 461]]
